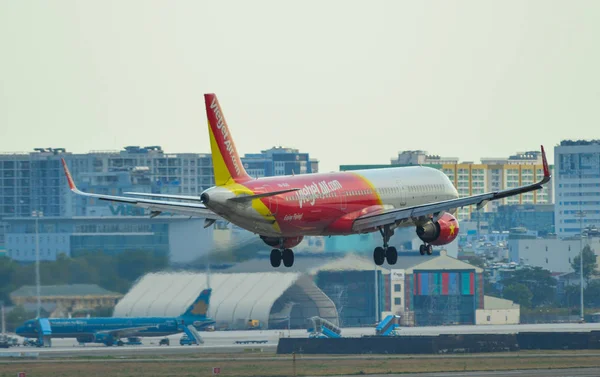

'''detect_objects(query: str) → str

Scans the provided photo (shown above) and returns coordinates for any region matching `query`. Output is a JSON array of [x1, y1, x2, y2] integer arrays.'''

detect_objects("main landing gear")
[[419, 244, 433, 256], [373, 225, 398, 266], [270, 248, 295, 268]]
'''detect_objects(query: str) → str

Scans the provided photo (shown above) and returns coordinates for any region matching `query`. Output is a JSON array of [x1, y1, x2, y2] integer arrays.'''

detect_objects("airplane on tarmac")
[[16, 289, 214, 347], [61, 94, 551, 269]]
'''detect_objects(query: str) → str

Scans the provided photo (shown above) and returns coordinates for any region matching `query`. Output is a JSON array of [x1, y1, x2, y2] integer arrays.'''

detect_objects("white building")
[[508, 234, 600, 273], [554, 140, 600, 238], [476, 296, 520, 325]]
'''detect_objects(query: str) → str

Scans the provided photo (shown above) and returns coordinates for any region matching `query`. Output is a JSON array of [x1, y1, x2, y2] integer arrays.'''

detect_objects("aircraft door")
[[263, 185, 278, 216], [397, 180, 407, 207], [340, 190, 347, 212]]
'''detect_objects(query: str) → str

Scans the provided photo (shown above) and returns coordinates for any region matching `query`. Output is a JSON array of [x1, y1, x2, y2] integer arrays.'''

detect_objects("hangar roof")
[[112, 272, 338, 329], [404, 251, 484, 273]]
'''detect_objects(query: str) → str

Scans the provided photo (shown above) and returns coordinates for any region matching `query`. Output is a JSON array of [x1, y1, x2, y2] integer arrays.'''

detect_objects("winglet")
[[61, 158, 77, 191], [541, 145, 550, 178]]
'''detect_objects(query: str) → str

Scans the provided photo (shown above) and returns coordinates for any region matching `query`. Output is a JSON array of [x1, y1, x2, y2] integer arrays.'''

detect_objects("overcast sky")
[[0, 1, 598, 172]]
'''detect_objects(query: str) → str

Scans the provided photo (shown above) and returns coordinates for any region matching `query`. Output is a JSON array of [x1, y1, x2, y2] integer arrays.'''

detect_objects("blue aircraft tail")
[[182, 289, 212, 318]]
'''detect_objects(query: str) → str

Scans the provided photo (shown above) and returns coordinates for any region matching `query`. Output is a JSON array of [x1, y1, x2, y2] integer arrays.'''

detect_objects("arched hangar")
[[112, 272, 338, 330]]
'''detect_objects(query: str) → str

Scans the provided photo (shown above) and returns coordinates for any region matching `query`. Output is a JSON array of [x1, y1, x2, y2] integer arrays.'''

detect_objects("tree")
[[503, 283, 533, 308], [466, 255, 486, 270], [0, 257, 18, 304], [5, 306, 36, 333], [571, 245, 598, 283], [584, 280, 600, 308], [501, 267, 556, 307]]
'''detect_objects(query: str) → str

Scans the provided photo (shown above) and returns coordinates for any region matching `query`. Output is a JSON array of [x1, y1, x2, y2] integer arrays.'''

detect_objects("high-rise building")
[[0, 148, 71, 219], [554, 140, 600, 238], [391, 150, 459, 166], [241, 146, 318, 178]]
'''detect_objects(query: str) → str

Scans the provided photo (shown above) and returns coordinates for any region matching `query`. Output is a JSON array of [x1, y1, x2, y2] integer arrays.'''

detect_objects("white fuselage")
[[201, 166, 459, 238]]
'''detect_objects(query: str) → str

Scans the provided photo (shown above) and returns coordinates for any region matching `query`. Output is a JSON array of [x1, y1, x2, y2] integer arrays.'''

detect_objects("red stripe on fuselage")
[[242, 172, 380, 236]]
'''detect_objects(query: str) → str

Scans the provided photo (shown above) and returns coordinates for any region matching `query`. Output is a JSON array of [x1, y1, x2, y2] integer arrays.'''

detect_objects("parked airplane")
[[16, 289, 214, 347], [269, 302, 295, 324], [61, 94, 551, 268]]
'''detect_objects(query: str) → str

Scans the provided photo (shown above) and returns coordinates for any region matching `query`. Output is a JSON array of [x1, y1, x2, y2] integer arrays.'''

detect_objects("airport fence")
[[277, 331, 600, 354]]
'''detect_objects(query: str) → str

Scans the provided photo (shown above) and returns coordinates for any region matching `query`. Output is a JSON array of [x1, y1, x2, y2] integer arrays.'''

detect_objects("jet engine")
[[415, 213, 459, 246], [260, 235, 304, 249], [76, 335, 95, 344]]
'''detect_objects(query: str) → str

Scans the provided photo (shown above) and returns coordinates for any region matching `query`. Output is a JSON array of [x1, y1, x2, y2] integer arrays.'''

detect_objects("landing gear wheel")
[[282, 248, 295, 267], [419, 244, 426, 255], [426, 244, 433, 255], [386, 246, 398, 265], [270, 249, 282, 268], [373, 247, 385, 266]]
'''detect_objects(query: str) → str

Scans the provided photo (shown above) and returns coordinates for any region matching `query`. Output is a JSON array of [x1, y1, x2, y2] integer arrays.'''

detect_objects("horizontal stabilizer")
[[228, 188, 300, 202]]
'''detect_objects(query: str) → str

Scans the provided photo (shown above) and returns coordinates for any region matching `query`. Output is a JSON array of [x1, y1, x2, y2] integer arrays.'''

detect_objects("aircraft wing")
[[61, 159, 220, 219], [352, 145, 551, 233]]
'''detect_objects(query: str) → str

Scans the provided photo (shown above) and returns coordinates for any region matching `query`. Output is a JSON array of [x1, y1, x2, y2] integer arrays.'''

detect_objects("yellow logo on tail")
[[190, 300, 208, 316]]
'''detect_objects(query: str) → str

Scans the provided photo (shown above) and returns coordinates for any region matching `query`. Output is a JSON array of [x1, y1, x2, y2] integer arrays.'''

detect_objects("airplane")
[[60, 93, 551, 268], [16, 289, 214, 347], [269, 302, 295, 325]]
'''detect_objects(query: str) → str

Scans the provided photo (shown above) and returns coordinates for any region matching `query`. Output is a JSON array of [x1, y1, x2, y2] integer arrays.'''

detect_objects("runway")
[[4, 322, 600, 359], [326, 369, 600, 377]]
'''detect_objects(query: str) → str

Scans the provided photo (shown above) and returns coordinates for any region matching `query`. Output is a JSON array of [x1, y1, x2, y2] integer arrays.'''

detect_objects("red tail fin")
[[204, 94, 251, 186]]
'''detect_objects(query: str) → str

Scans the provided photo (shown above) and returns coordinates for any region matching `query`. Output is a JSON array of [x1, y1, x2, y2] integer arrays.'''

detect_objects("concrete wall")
[[476, 309, 520, 325]]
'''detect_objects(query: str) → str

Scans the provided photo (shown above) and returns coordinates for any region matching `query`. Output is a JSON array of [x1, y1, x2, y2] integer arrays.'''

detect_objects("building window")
[[394, 298, 401, 306], [394, 284, 401, 292]]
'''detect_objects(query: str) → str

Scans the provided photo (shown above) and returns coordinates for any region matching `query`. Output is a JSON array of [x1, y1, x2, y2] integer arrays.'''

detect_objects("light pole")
[[374, 265, 379, 323], [576, 210, 586, 322], [576, 168, 586, 323], [32, 210, 43, 318], [1, 300, 5, 335]]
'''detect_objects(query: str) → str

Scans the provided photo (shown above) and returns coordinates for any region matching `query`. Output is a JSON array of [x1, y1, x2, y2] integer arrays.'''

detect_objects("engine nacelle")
[[91, 332, 116, 345], [415, 213, 459, 246], [260, 235, 304, 249], [76, 335, 95, 344]]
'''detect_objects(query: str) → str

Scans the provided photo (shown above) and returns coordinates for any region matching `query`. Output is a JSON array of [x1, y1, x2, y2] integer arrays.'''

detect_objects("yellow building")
[[10, 284, 123, 318], [441, 158, 553, 220]]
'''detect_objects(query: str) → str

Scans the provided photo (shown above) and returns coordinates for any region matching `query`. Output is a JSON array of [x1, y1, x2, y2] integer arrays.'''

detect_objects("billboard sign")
[[391, 269, 405, 281]]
